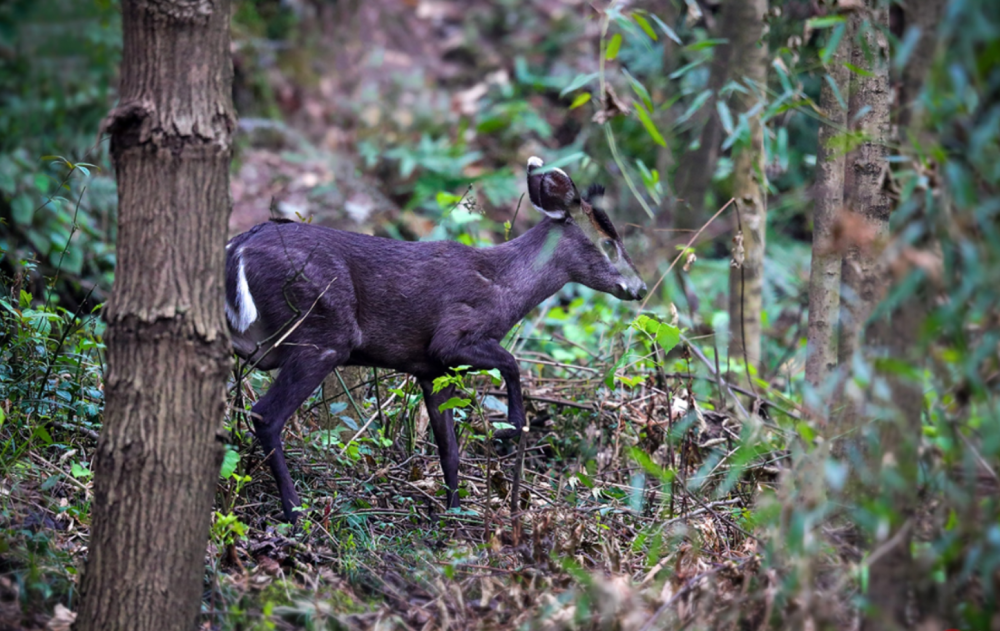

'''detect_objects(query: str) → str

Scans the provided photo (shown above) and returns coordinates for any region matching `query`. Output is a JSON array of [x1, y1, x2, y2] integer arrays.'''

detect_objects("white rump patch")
[[226, 256, 258, 333], [527, 156, 544, 168]]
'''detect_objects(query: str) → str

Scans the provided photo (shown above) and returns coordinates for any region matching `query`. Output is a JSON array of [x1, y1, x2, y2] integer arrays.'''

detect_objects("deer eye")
[[601, 239, 617, 258]]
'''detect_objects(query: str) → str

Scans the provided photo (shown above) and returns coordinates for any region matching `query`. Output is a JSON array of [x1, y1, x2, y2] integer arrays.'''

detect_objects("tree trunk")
[[76, 0, 235, 629], [805, 24, 853, 388], [863, 1, 946, 628], [837, 10, 892, 366], [897, 0, 947, 131], [726, 0, 768, 376], [670, 4, 732, 232]]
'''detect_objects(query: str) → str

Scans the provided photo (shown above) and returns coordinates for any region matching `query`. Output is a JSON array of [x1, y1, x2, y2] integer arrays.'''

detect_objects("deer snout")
[[617, 279, 648, 301]]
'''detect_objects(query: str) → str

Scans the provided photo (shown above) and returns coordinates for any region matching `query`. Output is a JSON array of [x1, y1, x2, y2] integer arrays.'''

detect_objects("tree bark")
[[670, 3, 732, 232], [726, 0, 768, 376], [805, 24, 852, 388], [837, 10, 892, 366], [897, 0, 947, 131], [863, 1, 946, 628], [76, 0, 235, 629]]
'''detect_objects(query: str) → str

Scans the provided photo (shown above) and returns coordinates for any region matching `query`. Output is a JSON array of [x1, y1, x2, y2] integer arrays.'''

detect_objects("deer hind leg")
[[251, 348, 345, 523], [419, 380, 460, 509]]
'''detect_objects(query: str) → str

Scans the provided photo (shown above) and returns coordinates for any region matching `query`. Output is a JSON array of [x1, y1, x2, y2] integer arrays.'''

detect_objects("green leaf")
[[616, 374, 647, 388], [220, 447, 240, 479], [684, 38, 728, 52], [560, 72, 599, 97], [632, 315, 680, 353], [807, 15, 846, 29], [820, 23, 846, 65], [716, 100, 734, 135], [669, 58, 706, 80], [634, 104, 667, 147], [71, 462, 92, 479], [483, 368, 502, 387], [622, 68, 653, 112], [606, 33, 622, 60], [844, 62, 874, 78], [650, 13, 681, 44], [824, 73, 848, 111], [630, 448, 676, 484], [569, 92, 591, 109], [675, 89, 712, 125], [796, 422, 816, 443], [631, 13, 657, 40], [604, 351, 632, 389], [439, 397, 471, 412], [894, 26, 922, 71]]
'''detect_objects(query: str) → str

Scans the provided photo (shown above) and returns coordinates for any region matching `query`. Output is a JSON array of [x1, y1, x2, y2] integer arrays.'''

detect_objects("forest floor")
[[2, 356, 785, 630]]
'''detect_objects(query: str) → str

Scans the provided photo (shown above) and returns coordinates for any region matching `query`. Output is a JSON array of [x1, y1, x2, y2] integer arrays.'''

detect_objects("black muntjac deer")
[[226, 157, 647, 522]]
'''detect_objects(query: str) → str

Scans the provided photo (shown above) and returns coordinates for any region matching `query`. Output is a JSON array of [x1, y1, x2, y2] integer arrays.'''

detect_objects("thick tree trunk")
[[726, 0, 768, 375], [805, 24, 853, 387], [76, 1, 235, 630]]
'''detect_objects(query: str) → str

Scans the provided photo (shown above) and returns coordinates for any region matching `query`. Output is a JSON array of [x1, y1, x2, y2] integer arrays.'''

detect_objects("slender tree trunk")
[[76, 1, 235, 629], [671, 4, 732, 232], [726, 0, 768, 375], [897, 0, 947, 131], [837, 10, 892, 366], [863, 1, 946, 628], [805, 25, 853, 388]]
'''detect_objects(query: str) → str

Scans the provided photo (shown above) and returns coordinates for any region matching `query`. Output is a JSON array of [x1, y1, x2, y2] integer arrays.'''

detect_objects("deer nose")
[[635, 282, 648, 300]]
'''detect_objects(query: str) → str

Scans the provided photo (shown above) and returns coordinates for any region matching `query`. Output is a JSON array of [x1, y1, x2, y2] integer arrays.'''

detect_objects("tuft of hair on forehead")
[[583, 183, 606, 204]]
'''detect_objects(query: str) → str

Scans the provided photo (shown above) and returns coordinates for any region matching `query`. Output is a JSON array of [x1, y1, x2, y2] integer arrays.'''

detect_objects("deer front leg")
[[250, 350, 343, 523], [433, 340, 525, 441], [419, 380, 460, 509]]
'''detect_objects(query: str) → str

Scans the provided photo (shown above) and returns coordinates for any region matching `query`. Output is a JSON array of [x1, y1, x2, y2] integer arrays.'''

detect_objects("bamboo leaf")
[[622, 67, 653, 111], [650, 13, 681, 44], [824, 73, 847, 111], [569, 92, 591, 109], [716, 100, 734, 135], [606, 33, 622, 60], [560, 72, 599, 97], [675, 89, 712, 125], [631, 13, 658, 40], [844, 62, 874, 78], [820, 23, 846, 65], [635, 104, 667, 147], [807, 15, 846, 29]]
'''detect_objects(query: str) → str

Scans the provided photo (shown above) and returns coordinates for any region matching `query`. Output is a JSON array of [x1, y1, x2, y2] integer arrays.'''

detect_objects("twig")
[[732, 200, 759, 399], [339, 392, 398, 455], [639, 198, 735, 312]]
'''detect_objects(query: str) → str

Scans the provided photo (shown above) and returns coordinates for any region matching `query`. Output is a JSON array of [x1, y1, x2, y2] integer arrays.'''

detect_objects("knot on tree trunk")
[[101, 100, 157, 154]]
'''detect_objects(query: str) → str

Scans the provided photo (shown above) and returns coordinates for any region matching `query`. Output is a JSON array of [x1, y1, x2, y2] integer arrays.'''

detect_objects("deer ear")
[[526, 156, 579, 220]]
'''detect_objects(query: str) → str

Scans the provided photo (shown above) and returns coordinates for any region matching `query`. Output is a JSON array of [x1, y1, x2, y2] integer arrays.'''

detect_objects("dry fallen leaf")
[[45, 604, 76, 631]]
